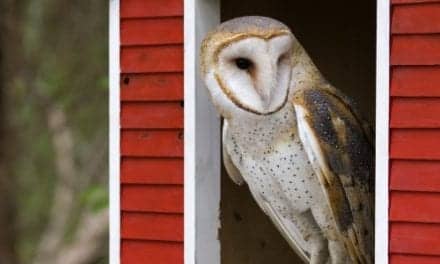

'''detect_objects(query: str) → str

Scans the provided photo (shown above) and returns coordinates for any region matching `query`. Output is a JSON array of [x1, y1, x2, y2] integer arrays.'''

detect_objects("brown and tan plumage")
[[293, 87, 374, 263], [200, 16, 374, 263]]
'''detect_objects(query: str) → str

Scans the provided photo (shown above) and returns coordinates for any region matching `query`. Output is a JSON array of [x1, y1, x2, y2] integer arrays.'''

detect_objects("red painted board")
[[121, 0, 183, 18], [390, 129, 440, 160], [391, 254, 440, 264], [121, 102, 183, 129], [390, 222, 440, 255], [391, 35, 440, 65], [121, 73, 183, 101], [391, 98, 440, 128], [122, 212, 183, 241], [121, 45, 183, 73], [122, 240, 183, 264], [392, 0, 440, 4], [392, 4, 440, 34], [121, 130, 183, 157], [121, 158, 183, 184], [390, 191, 440, 223], [121, 18, 183, 46], [121, 185, 183, 213], [391, 66, 440, 97], [391, 160, 440, 192]]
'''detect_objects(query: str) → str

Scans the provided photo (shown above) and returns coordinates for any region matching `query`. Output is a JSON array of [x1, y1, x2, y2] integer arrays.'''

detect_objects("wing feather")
[[293, 87, 374, 264], [222, 120, 245, 185], [249, 188, 311, 263]]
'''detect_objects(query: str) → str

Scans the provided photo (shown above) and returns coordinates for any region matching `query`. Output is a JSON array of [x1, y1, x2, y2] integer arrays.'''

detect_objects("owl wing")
[[222, 120, 245, 185], [292, 87, 374, 264], [256, 196, 311, 263]]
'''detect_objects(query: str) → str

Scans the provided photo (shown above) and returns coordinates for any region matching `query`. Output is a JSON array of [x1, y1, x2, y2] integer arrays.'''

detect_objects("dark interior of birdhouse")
[[219, 0, 376, 263]]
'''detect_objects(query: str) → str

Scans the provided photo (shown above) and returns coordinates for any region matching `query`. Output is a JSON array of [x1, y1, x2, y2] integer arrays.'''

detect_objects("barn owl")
[[200, 16, 373, 263]]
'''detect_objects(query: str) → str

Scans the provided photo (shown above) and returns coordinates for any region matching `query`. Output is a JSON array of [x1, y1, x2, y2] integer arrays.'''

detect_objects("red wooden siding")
[[391, 223, 440, 255], [391, 35, 440, 65], [390, 1, 440, 262], [122, 241, 183, 264], [120, 0, 184, 262], [121, 73, 183, 101], [391, 98, 440, 128], [122, 212, 183, 241], [121, 46, 183, 73], [390, 254, 440, 264], [391, 67, 440, 97], [121, 0, 183, 18], [122, 185, 183, 213], [121, 130, 183, 157], [121, 18, 183, 46], [121, 158, 183, 184], [390, 160, 440, 192], [121, 102, 183, 129], [392, 3, 440, 33], [392, 0, 440, 5]]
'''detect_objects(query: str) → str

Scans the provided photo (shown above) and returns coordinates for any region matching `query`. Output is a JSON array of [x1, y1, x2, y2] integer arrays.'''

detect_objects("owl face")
[[216, 35, 293, 114], [201, 17, 297, 118]]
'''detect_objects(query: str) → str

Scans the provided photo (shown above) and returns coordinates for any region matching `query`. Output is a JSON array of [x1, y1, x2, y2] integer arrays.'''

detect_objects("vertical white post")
[[109, 0, 121, 263], [184, 0, 221, 263], [375, 0, 390, 263]]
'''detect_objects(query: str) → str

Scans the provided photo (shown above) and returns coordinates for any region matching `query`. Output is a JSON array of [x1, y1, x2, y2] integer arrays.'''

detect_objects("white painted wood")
[[375, 0, 390, 263], [109, 0, 120, 263], [184, 0, 221, 263]]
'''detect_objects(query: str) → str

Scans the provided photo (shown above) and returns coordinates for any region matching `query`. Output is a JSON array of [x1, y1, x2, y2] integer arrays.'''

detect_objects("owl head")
[[200, 16, 321, 119]]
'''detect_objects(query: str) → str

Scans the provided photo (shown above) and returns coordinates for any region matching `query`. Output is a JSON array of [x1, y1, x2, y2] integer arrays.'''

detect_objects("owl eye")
[[235, 58, 252, 70], [277, 53, 289, 65]]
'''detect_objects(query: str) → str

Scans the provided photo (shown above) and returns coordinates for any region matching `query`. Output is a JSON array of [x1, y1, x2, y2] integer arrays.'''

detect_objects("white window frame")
[[109, 0, 121, 263], [375, 0, 390, 263], [109, 0, 390, 263], [184, 0, 221, 264]]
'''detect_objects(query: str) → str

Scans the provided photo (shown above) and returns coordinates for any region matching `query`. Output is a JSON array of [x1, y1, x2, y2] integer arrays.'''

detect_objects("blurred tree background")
[[0, 1, 108, 263]]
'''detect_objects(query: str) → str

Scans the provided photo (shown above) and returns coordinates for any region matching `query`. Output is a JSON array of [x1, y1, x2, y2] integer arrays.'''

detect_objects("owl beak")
[[256, 62, 276, 110], [257, 87, 272, 110]]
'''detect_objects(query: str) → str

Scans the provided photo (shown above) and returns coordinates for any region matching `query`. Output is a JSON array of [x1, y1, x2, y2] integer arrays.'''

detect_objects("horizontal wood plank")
[[121, 45, 183, 73], [121, 158, 183, 184], [390, 191, 440, 223], [121, 0, 183, 18], [391, 129, 440, 160], [391, 35, 440, 65], [392, 3, 440, 34], [122, 240, 183, 264], [121, 18, 183, 46], [391, 160, 440, 192], [393, 0, 440, 4], [122, 185, 183, 213], [121, 130, 183, 157], [121, 73, 183, 101], [122, 212, 183, 241], [391, 98, 440, 128], [391, 254, 440, 264], [390, 222, 440, 255], [391, 66, 440, 96], [121, 102, 183, 129]]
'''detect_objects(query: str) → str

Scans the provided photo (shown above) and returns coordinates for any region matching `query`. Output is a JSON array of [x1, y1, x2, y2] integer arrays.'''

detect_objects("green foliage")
[[81, 185, 109, 213]]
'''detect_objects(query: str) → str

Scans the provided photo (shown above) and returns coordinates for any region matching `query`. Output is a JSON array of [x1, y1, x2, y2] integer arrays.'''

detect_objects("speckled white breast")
[[224, 105, 325, 216]]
